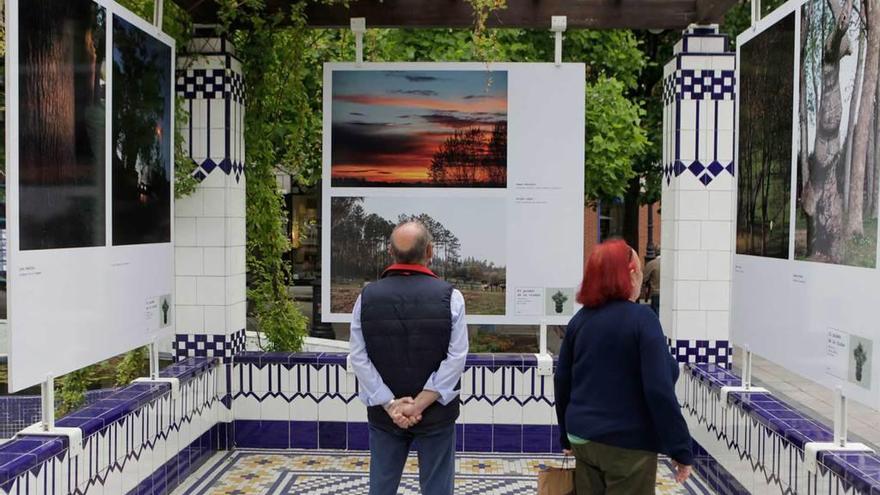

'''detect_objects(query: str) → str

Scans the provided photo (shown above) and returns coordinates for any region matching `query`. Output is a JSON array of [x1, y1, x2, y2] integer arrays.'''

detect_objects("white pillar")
[[172, 30, 246, 361], [660, 25, 735, 368]]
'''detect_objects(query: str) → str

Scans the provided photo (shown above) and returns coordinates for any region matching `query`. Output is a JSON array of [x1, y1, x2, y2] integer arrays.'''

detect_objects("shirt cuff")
[[365, 386, 395, 407], [423, 380, 458, 406]]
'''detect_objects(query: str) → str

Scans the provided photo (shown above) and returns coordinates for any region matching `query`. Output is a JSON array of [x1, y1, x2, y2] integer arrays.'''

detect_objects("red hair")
[[576, 239, 637, 308]]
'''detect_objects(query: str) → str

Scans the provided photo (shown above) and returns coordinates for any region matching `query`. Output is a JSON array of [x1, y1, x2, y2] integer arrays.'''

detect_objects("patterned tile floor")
[[174, 449, 715, 495]]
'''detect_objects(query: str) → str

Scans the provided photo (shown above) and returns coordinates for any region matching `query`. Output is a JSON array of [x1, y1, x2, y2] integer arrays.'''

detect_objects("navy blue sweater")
[[554, 300, 694, 465]]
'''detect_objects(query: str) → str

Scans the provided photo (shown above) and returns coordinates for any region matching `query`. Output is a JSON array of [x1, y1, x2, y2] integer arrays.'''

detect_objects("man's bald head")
[[389, 221, 433, 265]]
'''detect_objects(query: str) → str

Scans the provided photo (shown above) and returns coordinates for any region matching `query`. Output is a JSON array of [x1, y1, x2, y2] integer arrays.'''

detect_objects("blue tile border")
[[129, 422, 224, 495]]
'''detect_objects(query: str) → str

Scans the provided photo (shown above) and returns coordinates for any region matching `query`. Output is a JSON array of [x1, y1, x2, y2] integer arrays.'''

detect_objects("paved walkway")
[[174, 449, 714, 494]]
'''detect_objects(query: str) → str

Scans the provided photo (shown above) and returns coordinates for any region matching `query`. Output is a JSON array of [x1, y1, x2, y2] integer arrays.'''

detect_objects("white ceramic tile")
[[175, 217, 198, 247], [674, 310, 707, 340], [175, 276, 198, 306], [707, 251, 732, 282], [202, 188, 226, 218], [175, 188, 205, 217], [460, 368, 474, 397], [679, 130, 696, 164], [706, 311, 731, 340], [233, 395, 262, 420], [675, 221, 702, 250], [202, 247, 226, 276], [209, 128, 227, 163], [522, 401, 553, 426], [204, 305, 226, 333], [680, 100, 697, 131], [674, 250, 708, 280], [197, 217, 226, 247], [261, 395, 291, 422], [461, 398, 493, 424], [191, 99, 207, 128], [717, 130, 734, 162], [176, 306, 204, 334], [686, 37, 703, 53], [492, 397, 522, 424], [472, 367, 494, 397], [701, 221, 732, 251], [227, 301, 247, 333], [673, 281, 701, 311], [673, 39, 684, 55], [196, 276, 225, 306], [717, 100, 735, 131], [226, 246, 246, 276], [226, 217, 246, 247], [698, 129, 713, 163], [291, 398, 319, 422], [175, 247, 203, 276], [537, 374, 554, 401], [318, 398, 348, 422], [191, 127, 208, 164], [200, 167, 227, 188], [347, 401, 368, 423], [210, 99, 226, 129], [678, 191, 710, 221], [699, 281, 730, 311], [713, 55, 735, 70], [226, 273, 246, 305], [681, 55, 711, 72], [708, 191, 733, 221]]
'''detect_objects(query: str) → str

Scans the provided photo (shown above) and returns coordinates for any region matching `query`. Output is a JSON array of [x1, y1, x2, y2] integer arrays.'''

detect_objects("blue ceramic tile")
[[317, 353, 347, 366], [522, 355, 538, 368], [288, 353, 322, 364], [522, 425, 552, 453], [455, 424, 464, 452], [0, 451, 37, 486], [290, 421, 318, 449], [492, 425, 522, 453], [463, 424, 492, 452], [232, 420, 263, 448], [259, 352, 293, 366], [56, 416, 106, 438], [493, 354, 523, 367], [319, 422, 347, 449], [551, 425, 562, 453], [347, 423, 369, 451], [465, 355, 494, 368], [256, 421, 290, 449]]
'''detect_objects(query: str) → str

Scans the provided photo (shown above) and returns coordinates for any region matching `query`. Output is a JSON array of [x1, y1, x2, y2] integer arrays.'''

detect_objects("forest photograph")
[[331, 70, 508, 188], [18, 0, 107, 250], [736, 12, 795, 259], [331, 196, 506, 314], [796, 0, 880, 268], [112, 15, 173, 246]]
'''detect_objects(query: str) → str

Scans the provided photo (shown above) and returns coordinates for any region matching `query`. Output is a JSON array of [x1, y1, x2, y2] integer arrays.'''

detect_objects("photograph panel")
[[330, 196, 506, 315], [112, 15, 172, 246], [796, 0, 879, 268], [735, 12, 795, 259], [331, 70, 508, 188], [18, 0, 107, 250]]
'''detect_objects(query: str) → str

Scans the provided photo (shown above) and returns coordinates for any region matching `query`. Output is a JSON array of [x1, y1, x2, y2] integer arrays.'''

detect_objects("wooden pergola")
[[173, 0, 738, 30]]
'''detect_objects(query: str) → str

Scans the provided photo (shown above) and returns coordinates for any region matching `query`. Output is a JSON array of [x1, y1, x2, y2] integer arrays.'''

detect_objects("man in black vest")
[[349, 220, 468, 495]]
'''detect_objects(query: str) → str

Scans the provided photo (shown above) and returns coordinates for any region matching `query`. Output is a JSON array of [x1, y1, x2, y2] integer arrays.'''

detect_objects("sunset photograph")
[[331, 70, 508, 187]]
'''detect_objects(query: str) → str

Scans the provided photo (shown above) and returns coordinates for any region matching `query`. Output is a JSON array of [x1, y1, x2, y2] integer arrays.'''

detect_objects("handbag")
[[537, 457, 576, 495]]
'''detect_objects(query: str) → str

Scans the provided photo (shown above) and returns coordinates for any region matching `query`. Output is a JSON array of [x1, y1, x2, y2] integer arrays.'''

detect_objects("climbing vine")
[[465, 0, 507, 61]]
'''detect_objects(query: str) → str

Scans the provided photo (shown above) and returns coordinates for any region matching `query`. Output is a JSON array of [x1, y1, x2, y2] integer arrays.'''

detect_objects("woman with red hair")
[[554, 239, 693, 494]]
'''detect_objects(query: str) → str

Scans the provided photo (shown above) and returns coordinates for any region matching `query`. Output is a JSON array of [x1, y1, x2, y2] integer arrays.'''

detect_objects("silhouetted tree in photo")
[[428, 125, 507, 187]]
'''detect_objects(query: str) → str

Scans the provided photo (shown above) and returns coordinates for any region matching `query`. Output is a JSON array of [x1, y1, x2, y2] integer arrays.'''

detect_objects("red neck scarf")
[[381, 264, 439, 278]]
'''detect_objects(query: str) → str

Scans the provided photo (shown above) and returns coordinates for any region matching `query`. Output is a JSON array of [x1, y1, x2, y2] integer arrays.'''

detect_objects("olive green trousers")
[[570, 441, 658, 494]]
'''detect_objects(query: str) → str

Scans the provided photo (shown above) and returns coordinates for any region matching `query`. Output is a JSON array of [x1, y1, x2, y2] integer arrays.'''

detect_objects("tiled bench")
[[0, 357, 225, 494], [686, 363, 880, 494]]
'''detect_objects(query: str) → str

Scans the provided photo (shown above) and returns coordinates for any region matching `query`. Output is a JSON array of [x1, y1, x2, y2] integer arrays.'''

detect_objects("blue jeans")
[[368, 423, 456, 495]]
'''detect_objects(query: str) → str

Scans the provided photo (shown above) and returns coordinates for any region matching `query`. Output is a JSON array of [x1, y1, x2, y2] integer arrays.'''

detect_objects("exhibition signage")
[[5, 0, 175, 392], [321, 63, 586, 325], [732, 0, 880, 408]]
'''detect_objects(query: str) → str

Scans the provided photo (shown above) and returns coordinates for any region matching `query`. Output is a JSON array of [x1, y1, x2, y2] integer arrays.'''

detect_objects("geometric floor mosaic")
[[174, 449, 715, 495]]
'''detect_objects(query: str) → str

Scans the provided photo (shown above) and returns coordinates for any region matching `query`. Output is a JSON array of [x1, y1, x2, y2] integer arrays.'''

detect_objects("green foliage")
[[720, 0, 790, 45], [218, 1, 316, 351], [57, 370, 90, 417], [115, 347, 149, 386], [584, 76, 648, 203], [469, 331, 514, 353]]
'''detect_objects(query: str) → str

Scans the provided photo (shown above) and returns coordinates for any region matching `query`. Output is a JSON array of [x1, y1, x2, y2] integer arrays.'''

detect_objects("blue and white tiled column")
[[173, 32, 246, 361], [660, 25, 735, 368]]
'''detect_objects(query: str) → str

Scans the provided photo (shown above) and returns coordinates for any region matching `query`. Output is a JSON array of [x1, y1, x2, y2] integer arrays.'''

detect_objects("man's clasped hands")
[[383, 397, 424, 429]]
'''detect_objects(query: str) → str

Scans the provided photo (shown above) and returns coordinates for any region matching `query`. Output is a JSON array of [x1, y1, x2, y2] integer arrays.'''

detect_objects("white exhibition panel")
[[731, 0, 880, 408], [322, 63, 586, 325], [6, 0, 175, 392]]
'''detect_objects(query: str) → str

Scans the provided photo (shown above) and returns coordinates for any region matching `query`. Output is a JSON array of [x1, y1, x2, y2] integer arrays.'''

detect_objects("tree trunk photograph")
[[797, 0, 879, 268]]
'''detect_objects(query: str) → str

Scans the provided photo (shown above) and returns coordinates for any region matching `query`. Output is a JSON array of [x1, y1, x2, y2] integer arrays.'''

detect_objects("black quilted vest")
[[360, 267, 460, 432]]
